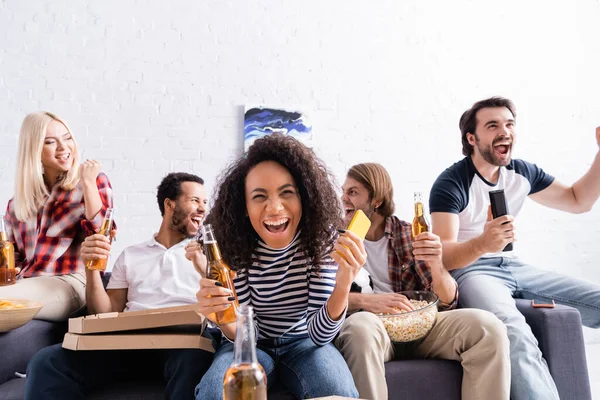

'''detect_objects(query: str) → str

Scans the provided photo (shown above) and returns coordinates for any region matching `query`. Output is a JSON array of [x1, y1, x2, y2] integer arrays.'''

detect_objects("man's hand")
[[596, 126, 600, 148], [330, 230, 367, 290], [475, 206, 516, 254], [412, 232, 443, 269], [360, 293, 416, 314], [185, 241, 207, 277], [79, 160, 102, 186], [81, 232, 113, 265]]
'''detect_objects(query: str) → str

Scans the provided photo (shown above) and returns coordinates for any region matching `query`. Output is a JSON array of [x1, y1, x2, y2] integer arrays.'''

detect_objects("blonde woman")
[[0, 112, 114, 321]]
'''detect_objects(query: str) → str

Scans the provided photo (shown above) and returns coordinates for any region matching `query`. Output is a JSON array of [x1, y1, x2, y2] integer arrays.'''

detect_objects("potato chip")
[[0, 300, 24, 309]]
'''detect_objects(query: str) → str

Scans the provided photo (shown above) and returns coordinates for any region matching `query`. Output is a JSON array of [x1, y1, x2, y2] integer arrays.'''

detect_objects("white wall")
[[1, 0, 599, 285]]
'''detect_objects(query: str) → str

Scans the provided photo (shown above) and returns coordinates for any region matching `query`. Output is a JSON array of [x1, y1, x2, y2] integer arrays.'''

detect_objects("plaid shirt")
[[386, 216, 457, 311], [5, 173, 114, 278]]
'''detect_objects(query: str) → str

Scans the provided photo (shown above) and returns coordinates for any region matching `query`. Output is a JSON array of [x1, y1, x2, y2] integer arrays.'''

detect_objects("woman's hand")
[[79, 160, 102, 187], [330, 230, 367, 290], [196, 278, 235, 324]]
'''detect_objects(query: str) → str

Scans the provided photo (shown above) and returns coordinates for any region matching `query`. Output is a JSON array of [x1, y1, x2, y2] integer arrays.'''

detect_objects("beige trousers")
[[0, 272, 86, 321], [335, 309, 511, 400]]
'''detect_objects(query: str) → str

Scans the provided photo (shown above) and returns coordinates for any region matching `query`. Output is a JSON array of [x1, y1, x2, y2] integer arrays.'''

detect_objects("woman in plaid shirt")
[[0, 112, 115, 321]]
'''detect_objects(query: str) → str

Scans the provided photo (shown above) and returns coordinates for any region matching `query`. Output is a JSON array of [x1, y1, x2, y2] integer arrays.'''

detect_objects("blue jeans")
[[451, 257, 600, 400], [25, 328, 220, 400], [195, 335, 358, 400]]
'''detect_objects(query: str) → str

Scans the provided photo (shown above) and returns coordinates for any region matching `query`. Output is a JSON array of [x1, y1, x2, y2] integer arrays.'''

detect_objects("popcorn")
[[379, 300, 437, 342]]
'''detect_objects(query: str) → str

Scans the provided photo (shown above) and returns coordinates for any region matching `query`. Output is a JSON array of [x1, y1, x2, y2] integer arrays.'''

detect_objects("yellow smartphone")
[[336, 210, 371, 263], [346, 210, 371, 240]]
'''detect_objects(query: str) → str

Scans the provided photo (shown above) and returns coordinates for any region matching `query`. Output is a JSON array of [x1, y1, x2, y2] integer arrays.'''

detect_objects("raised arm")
[[80, 161, 106, 221], [529, 127, 600, 213], [302, 231, 366, 346], [328, 230, 367, 320]]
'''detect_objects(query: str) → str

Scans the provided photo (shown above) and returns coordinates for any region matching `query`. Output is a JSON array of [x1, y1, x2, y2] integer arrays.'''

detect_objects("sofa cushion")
[[0, 378, 25, 400], [385, 359, 462, 399], [0, 319, 67, 384]]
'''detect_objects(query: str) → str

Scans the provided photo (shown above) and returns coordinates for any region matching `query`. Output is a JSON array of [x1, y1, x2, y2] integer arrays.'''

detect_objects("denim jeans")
[[451, 256, 600, 400], [24, 328, 220, 400], [195, 334, 358, 400]]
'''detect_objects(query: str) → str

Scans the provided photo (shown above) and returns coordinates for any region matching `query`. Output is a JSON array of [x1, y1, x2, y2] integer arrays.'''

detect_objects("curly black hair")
[[206, 134, 342, 272]]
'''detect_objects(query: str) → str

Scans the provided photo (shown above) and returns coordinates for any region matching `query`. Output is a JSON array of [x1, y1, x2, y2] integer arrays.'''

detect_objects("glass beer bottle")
[[85, 208, 115, 271], [223, 305, 267, 400], [0, 215, 16, 286], [202, 223, 239, 326], [412, 192, 430, 238]]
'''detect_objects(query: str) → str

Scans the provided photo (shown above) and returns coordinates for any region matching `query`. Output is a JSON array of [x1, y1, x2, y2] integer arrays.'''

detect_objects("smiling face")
[[245, 160, 302, 249], [341, 176, 376, 226], [169, 181, 208, 237], [469, 107, 516, 167], [41, 120, 76, 179]]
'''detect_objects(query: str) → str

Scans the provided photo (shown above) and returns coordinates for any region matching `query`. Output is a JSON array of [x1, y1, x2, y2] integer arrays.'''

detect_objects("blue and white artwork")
[[244, 106, 313, 151]]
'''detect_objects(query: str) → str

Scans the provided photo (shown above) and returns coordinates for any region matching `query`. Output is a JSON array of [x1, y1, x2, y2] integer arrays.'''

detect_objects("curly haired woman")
[[195, 134, 364, 399], [0, 112, 114, 321]]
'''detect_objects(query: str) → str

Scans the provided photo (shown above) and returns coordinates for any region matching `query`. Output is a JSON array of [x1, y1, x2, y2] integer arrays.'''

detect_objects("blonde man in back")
[[335, 163, 510, 400]]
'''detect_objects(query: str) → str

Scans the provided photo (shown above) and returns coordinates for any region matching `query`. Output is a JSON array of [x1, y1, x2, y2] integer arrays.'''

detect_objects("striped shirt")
[[233, 232, 344, 346], [5, 173, 114, 278]]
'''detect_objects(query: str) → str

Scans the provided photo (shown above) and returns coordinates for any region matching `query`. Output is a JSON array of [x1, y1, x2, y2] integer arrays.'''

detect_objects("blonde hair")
[[347, 163, 395, 218], [13, 112, 80, 221]]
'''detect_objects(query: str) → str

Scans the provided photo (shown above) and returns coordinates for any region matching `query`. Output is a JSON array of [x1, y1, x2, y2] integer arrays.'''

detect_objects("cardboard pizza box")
[[63, 304, 214, 352], [68, 304, 205, 334], [62, 325, 214, 352]]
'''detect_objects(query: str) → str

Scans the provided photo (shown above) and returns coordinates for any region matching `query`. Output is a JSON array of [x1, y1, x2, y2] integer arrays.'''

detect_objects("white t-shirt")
[[106, 235, 201, 312], [430, 157, 554, 258], [363, 236, 394, 293]]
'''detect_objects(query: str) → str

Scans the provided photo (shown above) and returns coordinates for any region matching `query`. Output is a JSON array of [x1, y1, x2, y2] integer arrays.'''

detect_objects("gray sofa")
[[0, 299, 592, 400]]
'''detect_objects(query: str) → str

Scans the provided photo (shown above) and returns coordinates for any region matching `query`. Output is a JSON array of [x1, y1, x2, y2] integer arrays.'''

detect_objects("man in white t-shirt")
[[334, 163, 511, 400], [25, 173, 214, 400], [430, 97, 600, 400]]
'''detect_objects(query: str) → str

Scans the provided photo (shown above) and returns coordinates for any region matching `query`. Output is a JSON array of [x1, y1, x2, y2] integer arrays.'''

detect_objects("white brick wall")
[[1, 0, 599, 288]]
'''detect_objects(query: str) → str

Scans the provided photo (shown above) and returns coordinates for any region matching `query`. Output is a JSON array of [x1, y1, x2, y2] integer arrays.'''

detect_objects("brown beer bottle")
[[0, 215, 16, 286], [223, 305, 267, 400], [412, 192, 430, 238], [202, 223, 239, 326], [85, 208, 115, 271]]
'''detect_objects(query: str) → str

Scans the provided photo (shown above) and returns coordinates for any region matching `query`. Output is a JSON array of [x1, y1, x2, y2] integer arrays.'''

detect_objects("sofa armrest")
[[515, 298, 592, 400], [0, 320, 66, 384]]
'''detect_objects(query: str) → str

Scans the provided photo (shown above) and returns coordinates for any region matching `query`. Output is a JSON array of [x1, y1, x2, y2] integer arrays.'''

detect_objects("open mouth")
[[344, 206, 355, 218], [56, 153, 71, 163], [493, 140, 511, 157], [190, 214, 204, 230], [263, 218, 290, 234]]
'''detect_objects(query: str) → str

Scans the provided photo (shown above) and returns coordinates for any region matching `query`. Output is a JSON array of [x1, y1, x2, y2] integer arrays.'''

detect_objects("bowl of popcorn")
[[377, 291, 439, 342], [0, 298, 43, 333]]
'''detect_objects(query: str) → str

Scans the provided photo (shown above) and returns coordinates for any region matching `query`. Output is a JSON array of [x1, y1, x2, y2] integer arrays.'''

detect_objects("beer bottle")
[[412, 192, 430, 238], [202, 223, 239, 326], [223, 305, 267, 400], [0, 215, 16, 286], [85, 208, 115, 271]]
